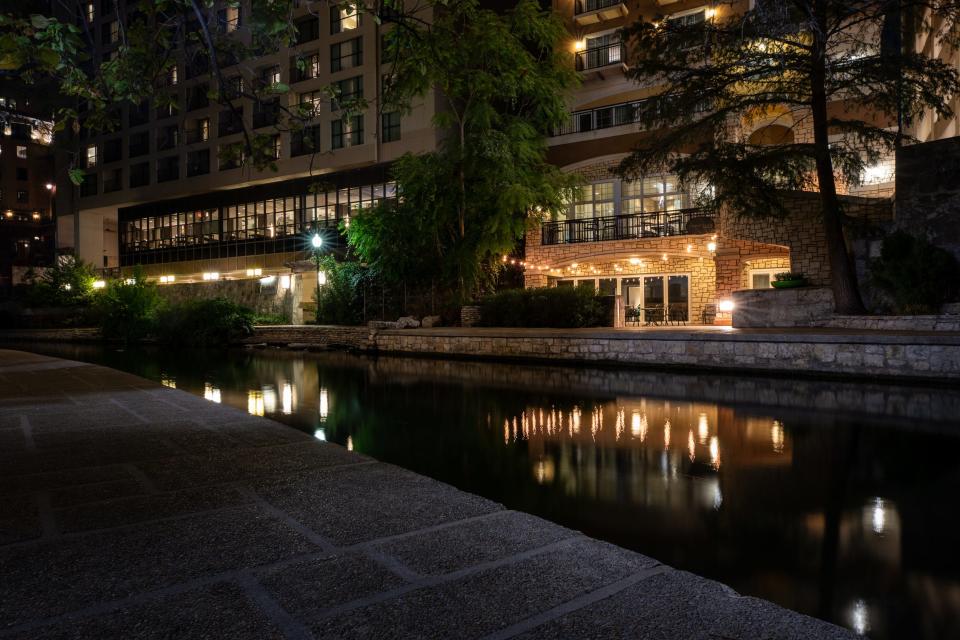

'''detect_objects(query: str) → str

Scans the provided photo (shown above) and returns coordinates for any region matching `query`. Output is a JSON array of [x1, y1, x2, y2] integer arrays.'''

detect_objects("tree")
[[346, 0, 579, 301], [618, 0, 960, 314]]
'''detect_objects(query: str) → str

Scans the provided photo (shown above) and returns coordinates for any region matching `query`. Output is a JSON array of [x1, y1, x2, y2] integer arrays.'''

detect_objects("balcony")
[[541, 208, 717, 246], [574, 0, 628, 26], [554, 99, 644, 136], [575, 42, 627, 75]]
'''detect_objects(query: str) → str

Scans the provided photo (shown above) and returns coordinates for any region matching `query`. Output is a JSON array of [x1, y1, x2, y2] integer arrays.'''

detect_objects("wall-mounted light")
[[202, 272, 220, 281], [707, 241, 717, 252], [718, 299, 735, 312], [574, 39, 586, 52], [92, 280, 106, 289]]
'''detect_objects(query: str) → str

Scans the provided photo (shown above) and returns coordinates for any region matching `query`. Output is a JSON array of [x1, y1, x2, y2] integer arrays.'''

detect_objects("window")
[[253, 101, 279, 128], [331, 3, 360, 33], [157, 124, 179, 151], [157, 156, 179, 182], [157, 98, 178, 119], [104, 138, 122, 163], [217, 5, 241, 32], [85, 1, 95, 21], [332, 76, 363, 110], [218, 108, 243, 137], [572, 182, 614, 219], [16, 190, 27, 203], [382, 112, 400, 142], [295, 16, 319, 43], [750, 269, 780, 289], [165, 65, 179, 87], [129, 131, 149, 157], [187, 149, 210, 177], [16, 167, 27, 181], [292, 125, 322, 156], [129, 162, 149, 188], [331, 37, 363, 73], [299, 90, 324, 115], [186, 117, 210, 143], [292, 52, 321, 82], [578, 32, 621, 70], [666, 9, 707, 50], [187, 84, 209, 111], [102, 20, 119, 45], [269, 135, 281, 160], [621, 175, 688, 214], [103, 168, 122, 193], [218, 143, 245, 170], [331, 115, 363, 149], [16, 145, 26, 159], [129, 100, 150, 126], [80, 173, 97, 197], [259, 65, 281, 87]]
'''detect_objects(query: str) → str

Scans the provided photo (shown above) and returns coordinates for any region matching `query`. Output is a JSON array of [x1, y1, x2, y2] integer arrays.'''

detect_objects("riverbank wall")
[[5, 325, 960, 382]]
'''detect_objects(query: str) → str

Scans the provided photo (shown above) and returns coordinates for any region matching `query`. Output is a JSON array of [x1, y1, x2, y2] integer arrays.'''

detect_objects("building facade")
[[524, 0, 907, 324], [62, 0, 437, 292], [0, 96, 56, 292]]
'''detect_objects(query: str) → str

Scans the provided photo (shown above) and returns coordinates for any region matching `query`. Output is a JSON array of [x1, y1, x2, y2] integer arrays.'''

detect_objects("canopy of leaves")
[[348, 0, 580, 300], [618, 0, 960, 217]]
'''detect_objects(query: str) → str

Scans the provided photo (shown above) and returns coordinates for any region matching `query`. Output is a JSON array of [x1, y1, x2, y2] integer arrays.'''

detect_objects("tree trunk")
[[810, 0, 867, 315]]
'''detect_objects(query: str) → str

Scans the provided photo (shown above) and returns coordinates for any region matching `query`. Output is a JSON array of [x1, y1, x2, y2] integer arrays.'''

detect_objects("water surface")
[[15, 343, 960, 640]]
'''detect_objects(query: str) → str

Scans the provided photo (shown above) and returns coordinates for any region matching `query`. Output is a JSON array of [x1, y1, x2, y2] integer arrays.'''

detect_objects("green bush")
[[252, 312, 289, 325], [870, 231, 960, 314], [315, 255, 368, 325], [20, 256, 98, 308], [478, 286, 611, 328], [95, 270, 162, 343], [155, 297, 255, 346]]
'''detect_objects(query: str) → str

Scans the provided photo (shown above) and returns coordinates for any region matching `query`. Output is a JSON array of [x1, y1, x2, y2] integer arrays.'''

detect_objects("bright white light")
[[707, 241, 717, 252], [319, 387, 329, 419], [281, 382, 293, 415], [247, 390, 264, 416], [311, 234, 323, 249], [124, 278, 135, 285], [63, 283, 72, 291], [203, 383, 221, 403], [849, 599, 869, 636], [771, 420, 785, 453], [718, 299, 735, 313], [709, 436, 720, 467], [202, 272, 220, 281], [262, 386, 277, 414], [314, 428, 326, 441], [347, 436, 354, 451], [629, 257, 641, 265], [246, 268, 262, 277], [871, 497, 886, 535], [698, 413, 709, 444], [159, 275, 175, 284], [260, 275, 276, 285], [279, 275, 291, 289], [317, 271, 327, 286], [45, 182, 54, 190], [92, 280, 106, 289]]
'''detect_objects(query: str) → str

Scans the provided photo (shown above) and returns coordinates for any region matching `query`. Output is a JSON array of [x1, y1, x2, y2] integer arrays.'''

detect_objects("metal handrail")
[[575, 0, 624, 15], [575, 42, 626, 72], [540, 208, 718, 246]]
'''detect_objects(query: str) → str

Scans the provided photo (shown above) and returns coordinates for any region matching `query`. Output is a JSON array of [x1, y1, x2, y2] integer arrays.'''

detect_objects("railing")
[[184, 128, 208, 144], [575, 42, 625, 72], [553, 97, 713, 137], [540, 208, 718, 245], [575, 0, 624, 15]]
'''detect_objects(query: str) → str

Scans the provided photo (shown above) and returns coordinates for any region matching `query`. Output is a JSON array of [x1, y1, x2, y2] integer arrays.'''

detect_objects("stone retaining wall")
[[158, 277, 303, 324], [244, 325, 373, 349], [372, 329, 960, 380]]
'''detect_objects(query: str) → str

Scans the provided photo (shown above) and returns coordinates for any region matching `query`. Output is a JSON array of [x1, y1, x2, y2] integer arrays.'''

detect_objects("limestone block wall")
[[157, 276, 303, 323], [731, 287, 835, 328], [895, 138, 960, 262]]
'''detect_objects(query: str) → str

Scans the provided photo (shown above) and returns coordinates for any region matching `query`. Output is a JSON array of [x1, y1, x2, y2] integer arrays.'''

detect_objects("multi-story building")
[[0, 95, 57, 292], [61, 0, 437, 290], [523, 0, 907, 324]]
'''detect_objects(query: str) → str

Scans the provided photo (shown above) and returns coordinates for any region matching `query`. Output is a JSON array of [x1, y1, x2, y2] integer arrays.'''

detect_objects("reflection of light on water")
[[262, 386, 277, 414], [871, 497, 886, 535], [698, 412, 709, 444], [688, 430, 696, 461], [572, 407, 581, 435], [161, 377, 176, 389], [319, 387, 329, 419], [203, 383, 221, 403], [504, 418, 510, 444], [630, 411, 648, 442], [247, 390, 264, 416], [533, 458, 555, 484], [849, 599, 870, 635], [347, 436, 353, 451], [709, 436, 720, 468], [664, 420, 671, 449], [281, 382, 294, 415], [713, 482, 723, 510], [771, 420, 785, 453], [314, 428, 326, 441]]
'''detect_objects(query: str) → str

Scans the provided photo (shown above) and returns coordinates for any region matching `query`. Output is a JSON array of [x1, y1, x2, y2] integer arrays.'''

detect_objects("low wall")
[[158, 277, 303, 324], [245, 325, 374, 350], [732, 287, 834, 328], [732, 287, 960, 331]]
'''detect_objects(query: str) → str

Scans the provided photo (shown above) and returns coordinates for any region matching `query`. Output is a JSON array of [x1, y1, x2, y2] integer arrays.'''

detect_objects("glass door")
[[643, 276, 664, 324], [668, 275, 689, 322]]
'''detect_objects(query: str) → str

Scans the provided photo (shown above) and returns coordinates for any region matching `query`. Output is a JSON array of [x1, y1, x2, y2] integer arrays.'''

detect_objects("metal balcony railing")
[[575, 42, 625, 72], [540, 208, 718, 245], [575, 0, 624, 15]]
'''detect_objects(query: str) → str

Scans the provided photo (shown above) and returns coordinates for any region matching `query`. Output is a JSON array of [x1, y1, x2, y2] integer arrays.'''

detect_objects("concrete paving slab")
[[0, 349, 857, 639]]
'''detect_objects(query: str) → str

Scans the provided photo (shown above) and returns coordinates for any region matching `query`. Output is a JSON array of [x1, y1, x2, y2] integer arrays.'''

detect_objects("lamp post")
[[311, 233, 323, 322]]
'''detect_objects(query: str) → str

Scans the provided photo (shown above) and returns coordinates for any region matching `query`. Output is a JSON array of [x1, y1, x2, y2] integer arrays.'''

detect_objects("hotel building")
[[60, 0, 438, 290], [523, 0, 905, 324]]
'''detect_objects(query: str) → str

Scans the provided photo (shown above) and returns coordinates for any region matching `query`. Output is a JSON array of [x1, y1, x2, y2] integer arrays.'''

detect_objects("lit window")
[[85, 2, 94, 21], [85, 144, 97, 167], [331, 3, 359, 33], [16, 145, 26, 159]]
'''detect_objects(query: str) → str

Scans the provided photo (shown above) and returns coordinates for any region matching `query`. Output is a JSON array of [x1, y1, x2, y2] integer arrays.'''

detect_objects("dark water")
[[13, 343, 960, 639]]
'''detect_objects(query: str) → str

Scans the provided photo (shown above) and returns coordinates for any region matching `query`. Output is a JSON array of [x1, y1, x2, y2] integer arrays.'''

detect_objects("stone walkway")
[[0, 349, 856, 640]]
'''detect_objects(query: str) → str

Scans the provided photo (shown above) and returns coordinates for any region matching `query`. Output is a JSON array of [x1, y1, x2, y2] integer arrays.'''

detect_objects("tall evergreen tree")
[[618, 0, 960, 314]]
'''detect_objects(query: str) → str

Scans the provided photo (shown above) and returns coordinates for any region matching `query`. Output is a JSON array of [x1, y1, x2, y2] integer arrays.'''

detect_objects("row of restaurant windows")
[[568, 176, 709, 219], [121, 182, 397, 251]]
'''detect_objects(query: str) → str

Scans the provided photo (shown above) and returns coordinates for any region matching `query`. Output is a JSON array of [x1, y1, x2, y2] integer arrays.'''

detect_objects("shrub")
[[315, 256, 368, 325], [478, 286, 611, 328], [252, 312, 289, 325], [155, 297, 255, 346], [870, 231, 960, 314], [95, 270, 162, 343], [20, 256, 98, 308]]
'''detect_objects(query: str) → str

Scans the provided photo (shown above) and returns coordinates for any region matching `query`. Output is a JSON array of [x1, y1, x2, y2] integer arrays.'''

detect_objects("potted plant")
[[771, 272, 808, 289]]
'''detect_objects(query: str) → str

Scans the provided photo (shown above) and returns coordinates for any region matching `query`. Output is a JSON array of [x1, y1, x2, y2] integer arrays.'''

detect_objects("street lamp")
[[310, 233, 325, 322]]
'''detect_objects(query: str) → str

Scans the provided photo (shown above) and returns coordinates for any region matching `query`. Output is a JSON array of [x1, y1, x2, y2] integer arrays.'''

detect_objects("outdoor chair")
[[625, 306, 641, 326], [644, 305, 665, 326], [701, 303, 717, 325], [668, 304, 688, 325]]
